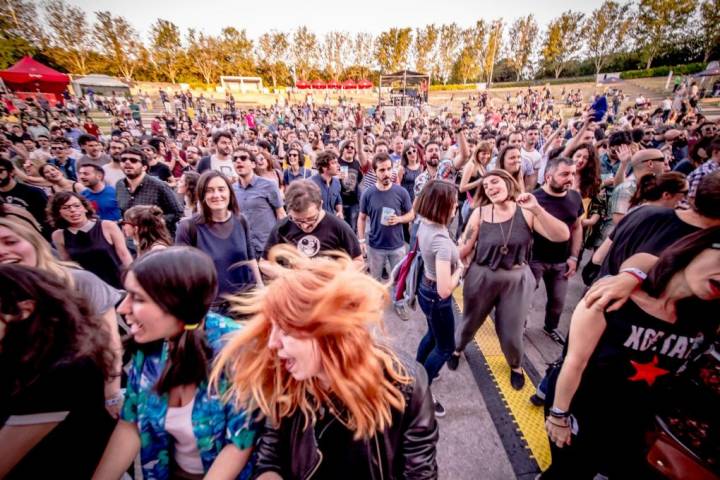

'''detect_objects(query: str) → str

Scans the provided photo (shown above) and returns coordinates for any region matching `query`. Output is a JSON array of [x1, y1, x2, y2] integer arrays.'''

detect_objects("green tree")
[[452, 20, 487, 84], [634, 0, 697, 69], [321, 31, 351, 80], [414, 24, 438, 77], [290, 26, 318, 81], [93, 11, 142, 81], [150, 19, 182, 83], [698, 0, 720, 62], [541, 10, 584, 78], [584, 0, 633, 75], [186, 29, 219, 84], [257, 30, 289, 89], [483, 19, 504, 85], [507, 14, 538, 81], [0, 0, 44, 67], [217, 27, 254, 75], [436, 23, 461, 84], [350, 32, 374, 80], [374, 27, 412, 73], [43, 0, 91, 74]]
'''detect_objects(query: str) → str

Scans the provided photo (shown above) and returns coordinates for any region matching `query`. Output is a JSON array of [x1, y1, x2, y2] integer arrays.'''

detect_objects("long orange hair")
[[211, 245, 411, 439]]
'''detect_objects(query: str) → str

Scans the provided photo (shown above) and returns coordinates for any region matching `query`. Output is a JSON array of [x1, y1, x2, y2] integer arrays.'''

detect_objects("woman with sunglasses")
[[48, 191, 132, 289], [175, 170, 262, 313], [397, 144, 422, 203], [93, 248, 257, 480], [282, 147, 312, 185], [542, 227, 720, 479]]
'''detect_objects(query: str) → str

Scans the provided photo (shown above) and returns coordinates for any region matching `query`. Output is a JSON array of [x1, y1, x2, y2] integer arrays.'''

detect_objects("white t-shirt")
[[211, 155, 236, 179], [165, 398, 204, 474], [521, 147, 542, 176]]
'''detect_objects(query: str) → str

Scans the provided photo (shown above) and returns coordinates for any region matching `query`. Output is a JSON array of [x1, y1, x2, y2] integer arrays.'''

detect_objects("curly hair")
[[567, 143, 600, 199], [211, 245, 411, 440], [47, 191, 96, 229], [0, 264, 114, 395], [123, 205, 172, 255]]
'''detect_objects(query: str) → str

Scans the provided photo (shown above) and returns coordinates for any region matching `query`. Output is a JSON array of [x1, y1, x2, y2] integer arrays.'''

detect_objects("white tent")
[[71, 74, 130, 96]]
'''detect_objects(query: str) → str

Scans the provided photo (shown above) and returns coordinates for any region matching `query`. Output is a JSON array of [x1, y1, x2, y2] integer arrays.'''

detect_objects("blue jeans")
[[416, 279, 456, 385], [343, 203, 359, 233]]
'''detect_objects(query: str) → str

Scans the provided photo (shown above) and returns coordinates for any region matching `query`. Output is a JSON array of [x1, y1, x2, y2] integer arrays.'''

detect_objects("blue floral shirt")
[[121, 313, 256, 480]]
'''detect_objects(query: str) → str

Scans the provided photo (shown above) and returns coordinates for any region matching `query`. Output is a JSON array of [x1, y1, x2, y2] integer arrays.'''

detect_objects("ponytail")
[[155, 326, 213, 394]]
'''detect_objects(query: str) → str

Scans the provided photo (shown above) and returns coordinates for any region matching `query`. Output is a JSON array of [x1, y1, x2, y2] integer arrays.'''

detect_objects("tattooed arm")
[[458, 207, 481, 263]]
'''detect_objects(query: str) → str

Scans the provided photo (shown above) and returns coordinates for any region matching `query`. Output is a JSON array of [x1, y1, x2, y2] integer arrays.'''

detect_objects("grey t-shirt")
[[69, 267, 124, 315], [417, 220, 459, 281]]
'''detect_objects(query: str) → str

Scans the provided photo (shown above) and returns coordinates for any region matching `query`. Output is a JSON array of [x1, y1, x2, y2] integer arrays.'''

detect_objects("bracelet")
[[359, 239, 366, 244], [105, 391, 124, 407], [548, 406, 570, 418], [619, 267, 647, 283], [547, 419, 570, 428], [568, 256, 578, 262]]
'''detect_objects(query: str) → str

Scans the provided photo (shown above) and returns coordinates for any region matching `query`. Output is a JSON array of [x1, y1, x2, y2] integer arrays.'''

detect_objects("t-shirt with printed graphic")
[[263, 213, 361, 259], [339, 158, 363, 206]]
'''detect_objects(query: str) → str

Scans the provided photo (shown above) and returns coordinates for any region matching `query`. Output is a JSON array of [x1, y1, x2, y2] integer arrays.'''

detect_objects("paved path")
[[382, 257, 588, 479]]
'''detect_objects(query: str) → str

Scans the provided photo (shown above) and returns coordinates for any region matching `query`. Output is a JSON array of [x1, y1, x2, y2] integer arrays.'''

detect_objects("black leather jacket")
[[252, 359, 439, 480]]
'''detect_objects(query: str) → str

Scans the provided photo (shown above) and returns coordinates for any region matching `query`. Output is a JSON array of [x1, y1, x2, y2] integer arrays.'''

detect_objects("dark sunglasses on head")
[[120, 156, 141, 164]]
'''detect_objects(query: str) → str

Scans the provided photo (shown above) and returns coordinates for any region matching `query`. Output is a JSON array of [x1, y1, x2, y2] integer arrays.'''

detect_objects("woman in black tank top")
[[398, 144, 422, 202], [48, 192, 132, 289], [453, 170, 570, 390], [542, 227, 720, 479]]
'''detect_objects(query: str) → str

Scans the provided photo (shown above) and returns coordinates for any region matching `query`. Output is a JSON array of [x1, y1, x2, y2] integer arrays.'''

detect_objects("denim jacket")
[[121, 313, 256, 480]]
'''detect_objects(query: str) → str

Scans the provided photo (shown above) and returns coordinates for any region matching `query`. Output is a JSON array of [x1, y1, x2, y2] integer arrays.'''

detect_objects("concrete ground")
[[381, 258, 588, 480]]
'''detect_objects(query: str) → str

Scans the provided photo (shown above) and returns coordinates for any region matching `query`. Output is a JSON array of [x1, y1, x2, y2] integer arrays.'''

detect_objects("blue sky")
[[68, 0, 606, 40]]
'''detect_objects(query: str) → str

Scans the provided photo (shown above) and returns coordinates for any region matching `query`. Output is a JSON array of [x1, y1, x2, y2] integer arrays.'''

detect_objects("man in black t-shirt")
[[0, 158, 50, 235], [263, 180, 361, 268], [588, 171, 720, 311], [530, 157, 584, 342], [338, 138, 363, 233]]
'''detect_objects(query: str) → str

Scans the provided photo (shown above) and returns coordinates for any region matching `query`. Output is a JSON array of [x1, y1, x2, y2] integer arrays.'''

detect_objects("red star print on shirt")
[[628, 355, 670, 386]]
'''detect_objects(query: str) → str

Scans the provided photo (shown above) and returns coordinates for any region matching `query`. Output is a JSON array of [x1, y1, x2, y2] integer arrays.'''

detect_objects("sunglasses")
[[234, 155, 250, 161], [120, 157, 141, 164]]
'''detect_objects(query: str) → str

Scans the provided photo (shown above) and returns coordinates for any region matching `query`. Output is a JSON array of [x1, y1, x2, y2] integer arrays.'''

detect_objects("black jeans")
[[416, 279, 455, 385], [530, 261, 569, 331]]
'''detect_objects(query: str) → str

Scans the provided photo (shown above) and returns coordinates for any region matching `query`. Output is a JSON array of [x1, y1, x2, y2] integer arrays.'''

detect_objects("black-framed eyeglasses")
[[289, 211, 320, 227], [120, 156, 141, 164]]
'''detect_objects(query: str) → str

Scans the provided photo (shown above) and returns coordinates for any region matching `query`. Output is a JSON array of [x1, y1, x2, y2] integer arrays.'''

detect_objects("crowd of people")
[[1, 80, 719, 480]]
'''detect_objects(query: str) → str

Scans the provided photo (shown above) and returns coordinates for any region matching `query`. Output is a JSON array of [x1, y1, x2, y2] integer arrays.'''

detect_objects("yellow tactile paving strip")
[[454, 287, 552, 471]]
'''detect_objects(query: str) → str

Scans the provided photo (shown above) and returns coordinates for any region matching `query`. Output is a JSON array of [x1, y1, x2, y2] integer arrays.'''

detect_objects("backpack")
[[391, 239, 424, 310]]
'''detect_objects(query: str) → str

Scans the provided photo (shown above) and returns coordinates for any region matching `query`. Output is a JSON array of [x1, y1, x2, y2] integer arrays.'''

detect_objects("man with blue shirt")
[[78, 163, 121, 221], [48, 137, 78, 181], [232, 148, 286, 258], [310, 151, 343, 217], [358, 152, 415, 318]]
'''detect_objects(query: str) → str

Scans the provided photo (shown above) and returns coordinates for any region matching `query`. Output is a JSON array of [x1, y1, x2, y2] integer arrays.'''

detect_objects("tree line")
[[0, 0, 718, 88]]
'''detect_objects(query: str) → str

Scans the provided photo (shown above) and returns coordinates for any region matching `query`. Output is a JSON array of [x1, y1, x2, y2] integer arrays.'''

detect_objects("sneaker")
[[433, 398, 446, 418], [510, 370, 525, 390], [543, 327, 566, 345], [447, 352, 460, 371], [394, 304, 409, 321]]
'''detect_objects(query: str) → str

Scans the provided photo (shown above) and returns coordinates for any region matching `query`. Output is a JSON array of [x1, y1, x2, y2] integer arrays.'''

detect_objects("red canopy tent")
[[310, 79, 327, 89], [0, 56, 70, 95], [295, 80, 310, 89], [358, 79, 373, 89], [326, 79, 340, 89], [341, 79, 357, 89]]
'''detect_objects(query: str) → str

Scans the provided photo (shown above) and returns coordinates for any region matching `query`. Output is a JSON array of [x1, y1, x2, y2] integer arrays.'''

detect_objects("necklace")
[[492, 204, 515, 255]]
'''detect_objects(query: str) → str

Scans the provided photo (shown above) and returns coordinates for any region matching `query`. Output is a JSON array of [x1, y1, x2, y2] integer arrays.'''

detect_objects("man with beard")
[[359, 153, 414, 319], [114, 147, 184, 233], [197, 131, 236, 181], [78, 134, 111, 166], [0, 158, 49, 235], [311, 151, 343, 217], [102, 140, 126, 186], [610, 149, 667, 225], [78, 163, 121, 221], [338, 136, 364, 233], [530, 156, 584, 343]]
